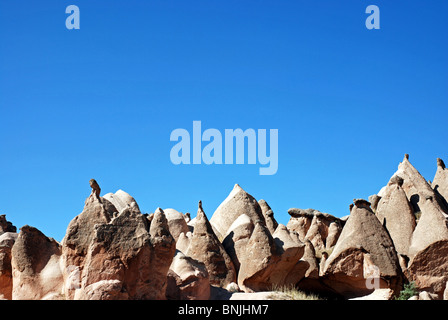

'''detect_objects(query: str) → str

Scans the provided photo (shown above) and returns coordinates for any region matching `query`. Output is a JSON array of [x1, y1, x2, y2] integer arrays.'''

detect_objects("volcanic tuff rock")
[[11, 225, 63, 300], [375, 175, 416, 257], [432, 158, 448, 208], [164, 208, 190, 242], [210, 184, 266, 240], [222, 214, 254, 273], [185, 201, 237, 287], [61, 189, 176, 300], [103, 189, 141, 214], [322, 199, 402, 298], [237, 221, 306, 292], [0, 217, 17, 300], [167, 250, 210, 300], [286, 208, 344, 253], [0, 215, 16, 235], [258, 199, 278, 234], [385, 155, 448, 258], [381, 156, 448, 299], [4, 156, 448, 300]]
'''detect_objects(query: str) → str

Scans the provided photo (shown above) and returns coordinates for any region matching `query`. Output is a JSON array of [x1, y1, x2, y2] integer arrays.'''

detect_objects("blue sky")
[[0, 1, 447, 241]]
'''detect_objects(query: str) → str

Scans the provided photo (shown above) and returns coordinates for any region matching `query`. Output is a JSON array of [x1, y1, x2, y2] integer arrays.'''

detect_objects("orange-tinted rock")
[[0, 231, 17, 300]]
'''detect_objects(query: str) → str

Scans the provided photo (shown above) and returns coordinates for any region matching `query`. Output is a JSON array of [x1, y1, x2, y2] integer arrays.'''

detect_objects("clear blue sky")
[[0, 1, 447, 241]]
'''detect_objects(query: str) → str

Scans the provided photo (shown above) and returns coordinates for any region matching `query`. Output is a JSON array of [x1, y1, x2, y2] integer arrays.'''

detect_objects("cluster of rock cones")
[[1, 155, 448, 300]]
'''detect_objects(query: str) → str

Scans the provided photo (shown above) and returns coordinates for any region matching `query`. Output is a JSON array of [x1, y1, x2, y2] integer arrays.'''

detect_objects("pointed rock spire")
[[163, 208, 190, 242], [398, 158, 448, 258], [258, 199, 278, 234], [150, 208, 173, 239], [432, 157, 448, 206], [376, 175, 416, 257], [89, 179, 101, 198], [237, 221, 306, 292], [186, 201, 236, 287], [322, 199, 402, 298], [210, 184, 265, 239], [222, 214, 254, 272], [237, 220, 277, 292]]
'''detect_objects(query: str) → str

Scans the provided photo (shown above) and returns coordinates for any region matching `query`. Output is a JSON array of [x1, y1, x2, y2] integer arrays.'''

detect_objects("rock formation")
[[258, 199, 278, 234], [432, 158, 448, 206], [382, 156, 448, 299], [237, 222, 306, 292], [375, 175, 416, 257], [210, 184, 265, 240], [322, 199, 402, 298], [164, 208, 190, 242], [11, 225, 63, 300], [103, 189, 141, 214], [89, 179, 101, 198], [166, 250, 210, 300], [385, 155, 448, 256], [222, 214, 254, 272], [0, 216, 17, 300], [0, 215, 16, 234], [3, 155, 448, 300], [185, 201, 236, 287], [286, 208, 344, 253], [61, 190, 175, 300]]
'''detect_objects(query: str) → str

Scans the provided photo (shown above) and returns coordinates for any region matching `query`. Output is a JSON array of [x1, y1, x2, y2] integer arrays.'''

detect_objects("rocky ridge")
[[1, 155, 448, 300]]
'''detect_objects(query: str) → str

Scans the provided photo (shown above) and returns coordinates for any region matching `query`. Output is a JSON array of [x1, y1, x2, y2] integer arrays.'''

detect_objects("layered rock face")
[[3, 155, 448, 300]]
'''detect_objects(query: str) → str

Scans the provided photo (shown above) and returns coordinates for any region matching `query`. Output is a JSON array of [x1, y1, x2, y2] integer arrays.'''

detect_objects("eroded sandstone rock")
[[258, 200, 278, 234], [164, 208, 190, 242], [286, 208, 344, 253], [375, 175, 416, 257], [210, 184, 265, 240], [322, 199, 402, 298], [186, 201, 236, 287], [237, 222, 305, 292], [0, 230, 17, 300], [432, 158, 448, 206], [11, 225, 63, 300], [167, 250, 210, 300], [61, 189, 175, 300]]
